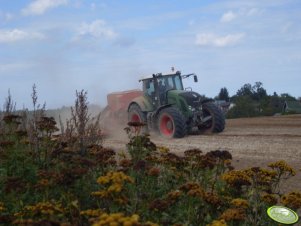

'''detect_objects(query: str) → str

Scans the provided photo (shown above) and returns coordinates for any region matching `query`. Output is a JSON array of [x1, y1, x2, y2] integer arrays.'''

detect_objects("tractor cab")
[[141, 71, 196, 106]]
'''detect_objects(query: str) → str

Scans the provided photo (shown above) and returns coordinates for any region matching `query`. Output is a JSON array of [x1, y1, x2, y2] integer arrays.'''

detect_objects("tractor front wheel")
[[157, 107, 187, 138]]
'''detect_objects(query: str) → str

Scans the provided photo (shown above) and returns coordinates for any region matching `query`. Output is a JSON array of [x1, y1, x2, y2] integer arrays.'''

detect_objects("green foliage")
[[225, 82, 298, 118], [236, 83, 253, 97], [280, 93, 296, 101], [227, 96, 259, 118], [218, 87, 230, 102]]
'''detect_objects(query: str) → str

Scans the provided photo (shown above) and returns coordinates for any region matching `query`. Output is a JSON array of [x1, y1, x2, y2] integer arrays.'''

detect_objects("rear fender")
[[154, 104, 173, 117], [128, 96, 154, 112]]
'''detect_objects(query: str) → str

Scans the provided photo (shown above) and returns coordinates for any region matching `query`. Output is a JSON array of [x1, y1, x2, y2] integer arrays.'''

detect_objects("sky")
[[0, 0, 300, 109]]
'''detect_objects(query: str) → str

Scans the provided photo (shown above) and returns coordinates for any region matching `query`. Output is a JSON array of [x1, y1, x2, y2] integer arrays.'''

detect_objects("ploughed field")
[[105, 114, 301, 191]]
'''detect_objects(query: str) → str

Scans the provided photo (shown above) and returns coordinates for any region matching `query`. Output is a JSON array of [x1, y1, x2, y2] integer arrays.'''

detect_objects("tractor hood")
[[179, 91, 204, 108], [168, 90, 203, 106]]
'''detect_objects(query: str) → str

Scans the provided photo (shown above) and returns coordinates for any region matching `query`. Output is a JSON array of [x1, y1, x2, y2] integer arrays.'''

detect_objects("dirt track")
[[104, 114, 301, 191]]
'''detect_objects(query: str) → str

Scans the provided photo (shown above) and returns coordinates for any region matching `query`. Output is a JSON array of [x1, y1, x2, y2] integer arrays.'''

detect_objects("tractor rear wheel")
[[198, 102, 225, 133], [128, 104, 147, 134], [157, 107, 187, 138]]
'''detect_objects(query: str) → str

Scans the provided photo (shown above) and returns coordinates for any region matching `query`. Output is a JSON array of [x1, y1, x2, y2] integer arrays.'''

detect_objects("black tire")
[[198, 102, 225, 133], [157, 107, 187, 138], [128, 104, 148, 133]]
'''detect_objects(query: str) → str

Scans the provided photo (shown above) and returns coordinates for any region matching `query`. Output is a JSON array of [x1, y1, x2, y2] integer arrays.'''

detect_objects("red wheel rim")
[[160, 114, 174, 136], [131, 113, 141, 122]]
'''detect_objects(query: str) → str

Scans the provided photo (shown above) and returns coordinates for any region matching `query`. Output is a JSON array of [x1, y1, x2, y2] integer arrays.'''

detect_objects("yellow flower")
[[93, 171, 135, 199], [91, 191, 109, 198], [230, 198, 249, 209], [0, 202, 6, 212], [223, 159, 231, 165], [97, 176, 110, 184], [23, 201, 64, 216], [281, 191, 301, 209], [207, 219, 227, 226], [158, 146, 170, 153], [14, 212, 25, 217], [187, 188, 204, 198], [244, 167, 277, 184], [114, 196, 129, 205], [261, 193, 278, 205], [268, 160, 296, 176], [180, 182, 202, 192], [166, 190, 182, 200], [220, 208, 246, 221], [108, 183, 122, 193], [204, 192, 222, 206], [144, 222, 159, 226], [80, 209, 103, 217], [97, 171, 134, 185], [221, 170, 251, 188], [92, 213, 140, 226]]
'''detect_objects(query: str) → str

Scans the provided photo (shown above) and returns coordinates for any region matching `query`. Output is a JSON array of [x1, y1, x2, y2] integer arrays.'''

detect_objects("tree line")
[[215, 82, 299, 118]]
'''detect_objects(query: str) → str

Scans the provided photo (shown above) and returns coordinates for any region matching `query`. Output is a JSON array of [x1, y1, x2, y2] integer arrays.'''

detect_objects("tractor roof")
[[139, 71, 181, 82]]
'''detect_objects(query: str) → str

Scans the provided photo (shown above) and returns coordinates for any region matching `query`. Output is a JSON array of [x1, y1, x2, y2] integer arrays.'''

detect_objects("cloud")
[[74, 20, 117, 41], [0, 12, 14, 22], [22, 0, 68, 16], [195, 33, 245, 47], [114, 37, 135, 47], [246, 8, 262, 16], [0, 29, 44, 43], [281, 22, 293, 33], [220, 11, 237, 23], [0, 62, 35, 73], [4, 13, 14, 21], [220, 8, 263, 23]]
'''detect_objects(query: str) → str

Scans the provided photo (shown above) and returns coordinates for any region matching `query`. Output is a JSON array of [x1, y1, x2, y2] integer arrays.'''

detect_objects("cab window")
[[143, 80, 154, 96], [174, 75, 183, 90]]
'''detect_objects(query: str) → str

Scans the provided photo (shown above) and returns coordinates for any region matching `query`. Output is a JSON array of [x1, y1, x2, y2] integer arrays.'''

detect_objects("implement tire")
[[157, 107, 187, 138], [128, 104, 148, 134]]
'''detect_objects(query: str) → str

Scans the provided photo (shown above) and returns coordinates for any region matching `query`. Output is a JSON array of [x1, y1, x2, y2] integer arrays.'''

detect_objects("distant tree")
[[235, 82, 267, 101], [227, 96, 259, 118], [280, 93, 297, 101], [228, 82, 297, 118], [218, 87, 230, 102], [270, 95, 283, 114], [236, 83, 253, 97], [252, 82, 267, 101]]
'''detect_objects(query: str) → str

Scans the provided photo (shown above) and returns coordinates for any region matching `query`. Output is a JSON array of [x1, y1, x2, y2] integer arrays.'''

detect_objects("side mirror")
[[194, 75, 198, 82]]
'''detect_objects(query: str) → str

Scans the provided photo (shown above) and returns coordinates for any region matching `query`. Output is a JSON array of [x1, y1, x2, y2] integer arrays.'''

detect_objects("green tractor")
[[128, 71, 225, 138]]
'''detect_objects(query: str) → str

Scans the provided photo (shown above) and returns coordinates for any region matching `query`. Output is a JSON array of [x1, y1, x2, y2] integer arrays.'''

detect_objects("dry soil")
[[104, 114, 301, 192]]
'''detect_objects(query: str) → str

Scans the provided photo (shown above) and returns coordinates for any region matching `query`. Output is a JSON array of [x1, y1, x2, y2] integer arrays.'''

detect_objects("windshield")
[[157, 75, 183, 91]]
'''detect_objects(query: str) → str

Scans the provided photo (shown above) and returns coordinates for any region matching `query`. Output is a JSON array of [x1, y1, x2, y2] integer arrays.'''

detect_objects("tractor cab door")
[[143, 79, 158, 108], [157, 77, 169, 105]]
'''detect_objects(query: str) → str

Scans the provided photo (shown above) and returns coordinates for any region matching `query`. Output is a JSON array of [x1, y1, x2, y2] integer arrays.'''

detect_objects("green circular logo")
[[267, 206, 299, 224]]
